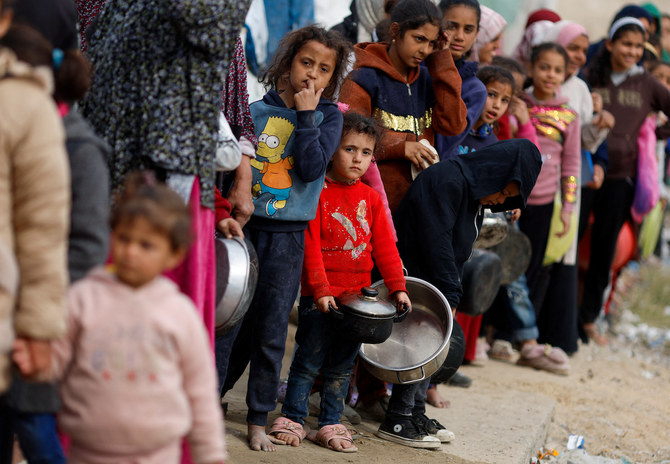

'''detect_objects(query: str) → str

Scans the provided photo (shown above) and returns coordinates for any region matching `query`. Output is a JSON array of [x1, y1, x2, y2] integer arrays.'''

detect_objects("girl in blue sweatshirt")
[[214, 25, 350, 452]]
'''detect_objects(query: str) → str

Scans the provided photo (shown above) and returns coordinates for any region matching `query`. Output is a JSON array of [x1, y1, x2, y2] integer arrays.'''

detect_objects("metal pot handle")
[[396, 366, 425, 384], [393, 302, 410, 323], [328, 303, 344, 320]]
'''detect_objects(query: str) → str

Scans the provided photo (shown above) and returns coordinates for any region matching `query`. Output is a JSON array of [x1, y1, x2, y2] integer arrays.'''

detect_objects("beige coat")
[[0, 48, 70, 393]]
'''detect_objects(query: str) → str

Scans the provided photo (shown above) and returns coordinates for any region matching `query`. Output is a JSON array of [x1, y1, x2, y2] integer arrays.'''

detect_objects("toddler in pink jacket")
[[14, 173, 226, 464]]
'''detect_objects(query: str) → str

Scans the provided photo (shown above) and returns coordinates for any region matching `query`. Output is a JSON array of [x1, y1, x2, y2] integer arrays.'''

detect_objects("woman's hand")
[[405, 141, 438, 170], [227, 158, 254, 228], [391, 291, 411, 313], [315, 295, 337, 314]]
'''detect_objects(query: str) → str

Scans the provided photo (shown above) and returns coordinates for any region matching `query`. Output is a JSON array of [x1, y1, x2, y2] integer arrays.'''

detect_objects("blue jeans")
[[505, 273, 539, 342], [0, 406, 65, 464], [215, 228, 304, 426], [263, 0, 315, 59], [282, 298, 361, 427]]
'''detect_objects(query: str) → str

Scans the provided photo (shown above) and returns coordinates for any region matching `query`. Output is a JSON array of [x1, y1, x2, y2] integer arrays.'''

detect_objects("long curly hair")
[[260, 25, 352, 101]]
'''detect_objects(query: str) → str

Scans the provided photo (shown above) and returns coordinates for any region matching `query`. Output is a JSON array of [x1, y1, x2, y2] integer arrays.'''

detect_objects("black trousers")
[[579, 178, 635, 323]]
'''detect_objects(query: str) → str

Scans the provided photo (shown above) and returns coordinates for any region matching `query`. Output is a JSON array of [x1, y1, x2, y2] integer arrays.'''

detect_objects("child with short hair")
[[214, 24, 351, 452], [269, 112, 410, 453], [14, 173, 226, 464]]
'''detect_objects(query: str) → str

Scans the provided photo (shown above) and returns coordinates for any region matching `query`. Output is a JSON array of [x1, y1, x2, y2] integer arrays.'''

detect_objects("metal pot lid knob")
[[359, 286, 379, 302]]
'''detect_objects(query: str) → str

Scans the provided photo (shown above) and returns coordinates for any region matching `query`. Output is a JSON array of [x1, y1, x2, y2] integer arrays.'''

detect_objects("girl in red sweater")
[[269, 113, 410, 452]]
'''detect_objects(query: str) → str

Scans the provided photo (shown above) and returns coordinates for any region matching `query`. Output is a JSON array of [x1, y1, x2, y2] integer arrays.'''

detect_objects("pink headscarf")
[[469, 5, 507, 63], [542, 20, 588, 49]]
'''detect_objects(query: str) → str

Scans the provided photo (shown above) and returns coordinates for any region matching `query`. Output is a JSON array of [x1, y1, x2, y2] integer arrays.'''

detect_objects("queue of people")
[[2, 0, 670, 461]]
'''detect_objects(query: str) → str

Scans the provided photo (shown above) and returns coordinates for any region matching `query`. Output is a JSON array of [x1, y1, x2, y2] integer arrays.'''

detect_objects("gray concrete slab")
[[222, 324, 556, 464]]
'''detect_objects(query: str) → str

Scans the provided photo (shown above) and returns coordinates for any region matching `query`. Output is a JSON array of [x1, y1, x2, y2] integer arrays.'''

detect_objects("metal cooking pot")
[[474, 211, 509, 249], [214, 236, 258, 336], [458, 249, 502, 316], [359, 277, 452, 385], [428, 319, 465, 384], [489, 226, 532, 285], [331, 287, 409, 344]]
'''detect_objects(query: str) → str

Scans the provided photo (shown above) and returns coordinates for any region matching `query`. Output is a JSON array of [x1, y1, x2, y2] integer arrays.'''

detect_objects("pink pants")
[[68, 441, 181, 464]]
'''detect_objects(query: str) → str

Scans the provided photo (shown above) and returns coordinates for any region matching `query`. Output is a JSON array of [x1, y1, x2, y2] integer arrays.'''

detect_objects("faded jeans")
[[281, 297, 360, 427]]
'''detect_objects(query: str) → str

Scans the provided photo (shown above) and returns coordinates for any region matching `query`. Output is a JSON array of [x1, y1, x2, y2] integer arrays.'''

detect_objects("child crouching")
[[14, 173, 226, 464], [269, 113, 410, 452]]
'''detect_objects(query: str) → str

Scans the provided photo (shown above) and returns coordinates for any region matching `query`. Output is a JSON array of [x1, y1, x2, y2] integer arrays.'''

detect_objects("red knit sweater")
[[301, 177, 406, 300]]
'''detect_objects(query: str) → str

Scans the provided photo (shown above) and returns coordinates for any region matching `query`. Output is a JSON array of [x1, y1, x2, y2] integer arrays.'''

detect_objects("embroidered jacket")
[[339, 42, 467, 212]]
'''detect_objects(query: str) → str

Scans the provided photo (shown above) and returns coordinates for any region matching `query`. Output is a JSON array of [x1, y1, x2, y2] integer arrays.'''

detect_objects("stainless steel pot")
[[331, 287, 409, 344], [489, 226, 532, 285], [474, 211, 509, 249], [214, 236, 258, 336], [359, 277, 453, 385]]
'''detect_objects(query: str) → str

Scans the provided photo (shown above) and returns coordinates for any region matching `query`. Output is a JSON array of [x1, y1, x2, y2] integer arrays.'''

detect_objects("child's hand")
[[437, 30, 451, 50], [586, 164, 605, 190], [508, 97, 530, 125], [294, 79, 324, 112], [593, 110, 615, 131], [405, 141, 437, 170], [391, 291, 411, 313], [216, 217, 244, 239], [506, 208, 521, 222], [315, 295, 337, 314], [555, 210, 572, 238], [12, 337, 51, 379], [591, 92, 603, 114]]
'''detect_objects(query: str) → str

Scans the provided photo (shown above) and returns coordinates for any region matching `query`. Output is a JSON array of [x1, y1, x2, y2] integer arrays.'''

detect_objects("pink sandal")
[[308, 424, 358, 453], [267, 417, 308, 445]]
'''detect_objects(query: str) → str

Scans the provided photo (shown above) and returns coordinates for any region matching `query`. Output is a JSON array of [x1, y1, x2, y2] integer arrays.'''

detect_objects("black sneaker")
[[412, 413, 456, 443], [446, 372, 472, 388], [376, 415, 441, 449]]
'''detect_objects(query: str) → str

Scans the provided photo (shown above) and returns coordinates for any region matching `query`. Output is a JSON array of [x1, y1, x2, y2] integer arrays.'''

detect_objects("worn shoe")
[[446, 372, 472, 388], [516, 343, 570, 376], [489, 339, 519, 362], [412, 413, 455, 443], [376, 415, 441, 449]]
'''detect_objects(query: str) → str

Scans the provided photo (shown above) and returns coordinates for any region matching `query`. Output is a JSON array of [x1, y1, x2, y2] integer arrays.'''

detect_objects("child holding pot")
[[378, 138, 542, 448], [268, 112, 410, 453]]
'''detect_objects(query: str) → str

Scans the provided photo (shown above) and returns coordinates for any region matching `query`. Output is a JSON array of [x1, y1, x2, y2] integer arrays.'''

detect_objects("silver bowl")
[[359, 277, 452, 384]]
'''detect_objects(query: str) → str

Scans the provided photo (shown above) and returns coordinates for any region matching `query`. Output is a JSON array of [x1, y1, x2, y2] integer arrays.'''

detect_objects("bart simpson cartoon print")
[[250, 116, 296, 216]]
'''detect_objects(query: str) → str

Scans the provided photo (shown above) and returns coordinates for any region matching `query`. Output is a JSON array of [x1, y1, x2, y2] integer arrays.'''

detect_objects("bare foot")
[[248, 424, 276, 452], [426, 384, 450, 408], [584, 323, 608, 346], [328, 436, 356, 451], [273, 431, 301, 447]]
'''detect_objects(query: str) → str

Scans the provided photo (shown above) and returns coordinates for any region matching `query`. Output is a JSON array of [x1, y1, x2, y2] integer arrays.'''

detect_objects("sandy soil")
[[222, 320, 670, 464]]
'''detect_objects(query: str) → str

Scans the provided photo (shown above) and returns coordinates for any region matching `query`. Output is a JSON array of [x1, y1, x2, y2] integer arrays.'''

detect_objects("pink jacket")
[[522, 92, 581, 212], [52, 268, 225, 463]]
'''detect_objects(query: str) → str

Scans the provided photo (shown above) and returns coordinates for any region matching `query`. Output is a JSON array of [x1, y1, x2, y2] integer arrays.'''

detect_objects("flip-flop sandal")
[[267, 417, 308, 445], [307, 424, 358, 453]]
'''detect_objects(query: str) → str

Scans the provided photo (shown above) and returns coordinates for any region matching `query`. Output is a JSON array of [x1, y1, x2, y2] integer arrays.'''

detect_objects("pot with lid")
[[330, 287, 409, 344]]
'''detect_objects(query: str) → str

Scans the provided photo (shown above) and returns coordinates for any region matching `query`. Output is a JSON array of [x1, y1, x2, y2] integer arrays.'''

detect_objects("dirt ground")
[[223, 318, 670, 464]]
